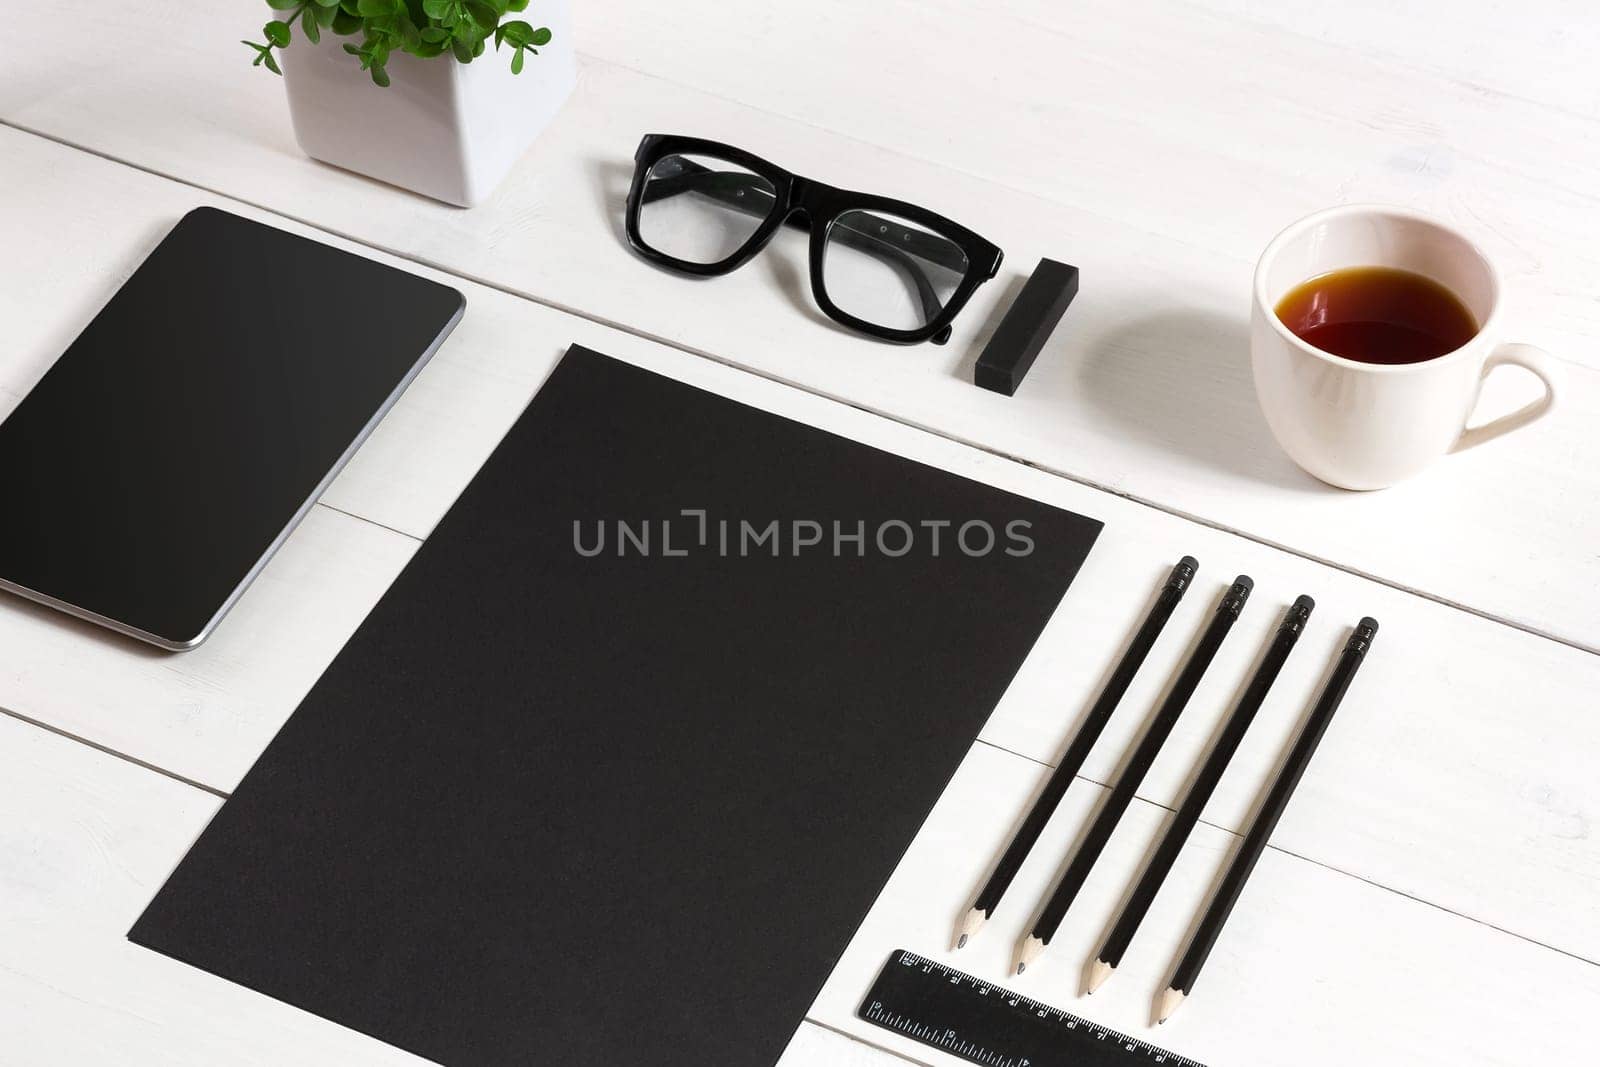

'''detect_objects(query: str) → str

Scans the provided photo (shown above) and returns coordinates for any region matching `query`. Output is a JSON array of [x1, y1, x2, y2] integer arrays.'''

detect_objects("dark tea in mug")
[[1274, 266, 1478, 365]]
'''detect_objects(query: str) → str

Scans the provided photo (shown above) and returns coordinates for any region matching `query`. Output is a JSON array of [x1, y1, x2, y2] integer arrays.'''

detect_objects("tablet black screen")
[[0, 207, 463, 647]]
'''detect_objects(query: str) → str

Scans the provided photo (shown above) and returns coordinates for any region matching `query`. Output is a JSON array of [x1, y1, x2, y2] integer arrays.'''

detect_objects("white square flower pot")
[[278, 2, 574, 207]]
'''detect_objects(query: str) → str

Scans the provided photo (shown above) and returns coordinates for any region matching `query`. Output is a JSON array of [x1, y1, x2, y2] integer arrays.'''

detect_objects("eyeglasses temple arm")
[[643, 162, 972, 273]]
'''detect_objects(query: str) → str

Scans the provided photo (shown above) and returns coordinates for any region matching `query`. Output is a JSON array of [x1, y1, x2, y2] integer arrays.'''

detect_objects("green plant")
[[243, 0, 553, 87]]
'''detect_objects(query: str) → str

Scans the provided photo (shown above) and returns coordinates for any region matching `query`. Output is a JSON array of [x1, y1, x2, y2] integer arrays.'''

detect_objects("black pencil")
[[1157, 616, 1378, 1024], [1015, 576, 1254, 975], [955, 557, 1199, 950], [1086, 595, 1314, 994]]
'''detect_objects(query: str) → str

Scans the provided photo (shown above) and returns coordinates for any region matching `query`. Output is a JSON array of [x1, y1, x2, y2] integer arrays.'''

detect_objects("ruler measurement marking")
[[859, 950, 1208, 1067]]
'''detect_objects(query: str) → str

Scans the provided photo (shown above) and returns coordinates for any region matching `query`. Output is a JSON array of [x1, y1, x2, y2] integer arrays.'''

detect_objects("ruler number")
[[863, 951, 1205, 1067]]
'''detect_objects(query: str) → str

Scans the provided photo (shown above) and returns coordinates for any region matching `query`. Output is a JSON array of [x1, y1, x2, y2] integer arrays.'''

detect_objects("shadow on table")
[[1076, 308, 1321, 493], [592, 158, 634, 249]]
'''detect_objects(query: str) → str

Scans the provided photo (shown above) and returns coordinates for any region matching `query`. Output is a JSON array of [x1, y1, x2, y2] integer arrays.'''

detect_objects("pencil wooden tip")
[[1085, 958, 1113, 995], [953, 908, 987, 951], [1013, 935, 1045, 976], [1155, 987, 1185, 1024]]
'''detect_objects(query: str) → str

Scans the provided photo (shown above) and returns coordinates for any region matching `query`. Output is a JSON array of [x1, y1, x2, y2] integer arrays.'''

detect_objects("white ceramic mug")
[[1251, 205, 1561, 490]]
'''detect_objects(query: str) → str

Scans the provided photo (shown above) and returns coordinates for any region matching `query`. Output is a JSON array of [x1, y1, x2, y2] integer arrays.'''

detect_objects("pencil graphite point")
[[1085, 958, 1113, 995], [954, 908, 987, 951], [1156, 987, 1185, 1024], [1013, 935, 1045, 977]]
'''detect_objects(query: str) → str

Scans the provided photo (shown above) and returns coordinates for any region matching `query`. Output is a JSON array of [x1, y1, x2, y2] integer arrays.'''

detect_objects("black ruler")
[[858, 951, 1207, 1067]]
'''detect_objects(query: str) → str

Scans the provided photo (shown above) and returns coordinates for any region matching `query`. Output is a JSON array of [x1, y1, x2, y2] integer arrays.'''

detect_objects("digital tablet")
[[0, 207, 464, 650]]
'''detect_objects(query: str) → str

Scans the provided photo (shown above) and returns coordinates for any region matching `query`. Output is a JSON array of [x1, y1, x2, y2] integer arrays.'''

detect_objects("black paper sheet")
[[131, 346, 1102, 1066]]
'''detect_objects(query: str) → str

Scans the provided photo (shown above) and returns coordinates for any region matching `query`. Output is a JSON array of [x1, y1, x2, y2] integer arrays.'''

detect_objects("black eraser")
[[974, 258, 1079, 396]]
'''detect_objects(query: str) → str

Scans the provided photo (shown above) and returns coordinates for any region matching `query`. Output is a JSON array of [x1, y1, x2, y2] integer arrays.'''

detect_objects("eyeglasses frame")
[[624, 134, 1004, 346]]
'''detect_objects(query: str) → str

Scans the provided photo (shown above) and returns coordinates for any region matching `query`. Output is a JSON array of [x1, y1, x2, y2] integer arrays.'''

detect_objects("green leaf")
[[266, 0, 300, 9], [263, 51, 283, 75], [451, 38, 473, 62], [356, 0, 395, 15], [528, 25, 551, 45], [498, 19, 529, 45], [420, 26, 448, 42], [510, 45, 523, 74], [300, 8, 321, 42], [370, 63, 391, 87], [466, 1, 498, 29], [507, 0, 527, 10], [263, 20, 292, 46], [421, 0, 452, 16], [331, 10, 362, 32], [313, 0, 341, 7], [342, 41, 363, 55]]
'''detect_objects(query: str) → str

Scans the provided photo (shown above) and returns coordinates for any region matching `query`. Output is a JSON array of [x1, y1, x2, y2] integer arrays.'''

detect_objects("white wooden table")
[[2, 3, 1597, 1064]]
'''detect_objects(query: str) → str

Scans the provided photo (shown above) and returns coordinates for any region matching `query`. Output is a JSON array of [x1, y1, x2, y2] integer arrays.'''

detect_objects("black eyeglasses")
[[625, 134, 1004, 345]]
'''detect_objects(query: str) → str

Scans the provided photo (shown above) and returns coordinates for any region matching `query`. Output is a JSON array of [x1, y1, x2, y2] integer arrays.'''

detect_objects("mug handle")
[[1452, 342, 1562, 453]]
